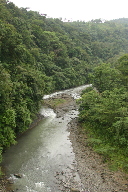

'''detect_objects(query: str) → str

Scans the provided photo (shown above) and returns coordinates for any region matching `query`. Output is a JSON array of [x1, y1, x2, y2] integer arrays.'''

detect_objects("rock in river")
[[14, 174, 22, 178], [70, 188, 80, 192]]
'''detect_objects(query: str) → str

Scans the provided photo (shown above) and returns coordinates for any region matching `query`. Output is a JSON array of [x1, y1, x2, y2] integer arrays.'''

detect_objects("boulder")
[[70, 188, 80, 192], [14, 174, 22, 178]]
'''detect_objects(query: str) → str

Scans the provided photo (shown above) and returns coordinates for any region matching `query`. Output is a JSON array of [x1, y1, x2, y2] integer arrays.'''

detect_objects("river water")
[[2, 85, 91, 192]]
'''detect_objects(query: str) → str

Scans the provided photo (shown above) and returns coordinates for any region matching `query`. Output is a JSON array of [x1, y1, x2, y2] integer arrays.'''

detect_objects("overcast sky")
[[10, 0, 128, 22]]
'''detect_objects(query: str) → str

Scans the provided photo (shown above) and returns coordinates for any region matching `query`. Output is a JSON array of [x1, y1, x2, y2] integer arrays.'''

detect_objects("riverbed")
[[1, 85, 128, 192], [1, 85, 90, 192]]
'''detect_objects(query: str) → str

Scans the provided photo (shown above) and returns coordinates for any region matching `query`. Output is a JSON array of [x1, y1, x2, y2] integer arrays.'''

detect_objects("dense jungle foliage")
[[78, 56, 128, 171], [0, 0, 128, 172]]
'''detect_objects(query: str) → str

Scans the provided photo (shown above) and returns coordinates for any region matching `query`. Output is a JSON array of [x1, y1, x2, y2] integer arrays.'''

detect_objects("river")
[[1, 85, 91, 192]]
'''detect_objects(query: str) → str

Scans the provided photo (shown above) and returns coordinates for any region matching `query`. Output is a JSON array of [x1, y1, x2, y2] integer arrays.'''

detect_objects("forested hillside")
[[0, 0, 128, 171], [78, 55, 128, 172]]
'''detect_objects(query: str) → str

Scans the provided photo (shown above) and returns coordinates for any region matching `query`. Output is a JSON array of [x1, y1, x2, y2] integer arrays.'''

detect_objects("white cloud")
[[10, 0, 128, 21]]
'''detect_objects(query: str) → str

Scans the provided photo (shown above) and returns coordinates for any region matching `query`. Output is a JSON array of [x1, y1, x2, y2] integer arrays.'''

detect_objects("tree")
[[0, 65, 16, 149], [93, 63, 121, 92], [117, 54, 128, 89], [78, 87, 128, 147]]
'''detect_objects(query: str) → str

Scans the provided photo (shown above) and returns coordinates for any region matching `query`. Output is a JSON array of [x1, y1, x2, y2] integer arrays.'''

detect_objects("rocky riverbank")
[[45, 93, 128, 192], [69, 119, 128, 192]]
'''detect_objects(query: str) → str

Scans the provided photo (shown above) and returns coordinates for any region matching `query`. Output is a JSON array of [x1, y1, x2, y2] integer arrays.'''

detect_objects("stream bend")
[[2, 85, 91, 192]]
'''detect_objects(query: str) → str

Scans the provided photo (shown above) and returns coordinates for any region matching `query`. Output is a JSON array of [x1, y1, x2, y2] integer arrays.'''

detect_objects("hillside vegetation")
[[78, 56, 128, 172], [0, 0, 128, 172]]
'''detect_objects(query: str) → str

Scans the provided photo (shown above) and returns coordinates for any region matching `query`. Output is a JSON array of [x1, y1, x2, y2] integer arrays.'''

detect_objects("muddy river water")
[[1, 85, 91, 192]]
